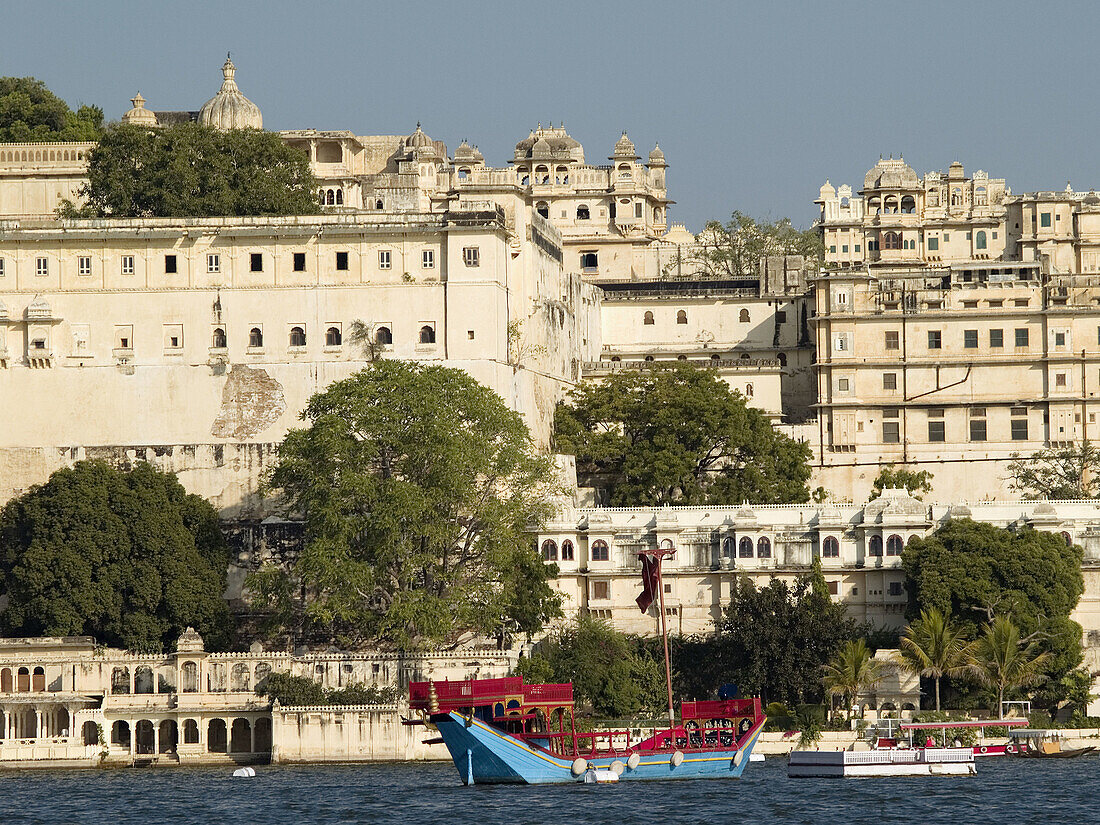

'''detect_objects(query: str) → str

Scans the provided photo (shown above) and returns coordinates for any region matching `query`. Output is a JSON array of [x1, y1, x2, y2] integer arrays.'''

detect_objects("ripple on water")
[[0, 757, 1094, 824]]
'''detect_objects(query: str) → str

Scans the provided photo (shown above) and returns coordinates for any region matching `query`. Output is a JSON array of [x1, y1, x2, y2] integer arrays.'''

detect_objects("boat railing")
[[519, 722, 747, 758], [844, 748, 973, 765]]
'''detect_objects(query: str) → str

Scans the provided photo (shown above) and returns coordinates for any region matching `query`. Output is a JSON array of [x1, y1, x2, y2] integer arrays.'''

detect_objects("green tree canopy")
[[823, 639, 884, 719], [0, 77, 103, 142], [897, 607, 971, 711], [254, 361, 562, 650], [553, 364, 812, 506], [514, 614, 665, 718], [685, 211, 823, 279], [1008, 442, 1100, 499], [871, 465, 934, 499], [255, 672, 398, 706], [902, 518, 1084, 701], [0, 461, 232, 651], [967, 615, 1052, 713], [674, 564, 856, 706], [67, 122, 317, 218]]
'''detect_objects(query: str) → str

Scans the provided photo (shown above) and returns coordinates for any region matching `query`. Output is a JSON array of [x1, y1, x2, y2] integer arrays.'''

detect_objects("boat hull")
[[789, 748, 976, 778], [431, 711, 764, 785]]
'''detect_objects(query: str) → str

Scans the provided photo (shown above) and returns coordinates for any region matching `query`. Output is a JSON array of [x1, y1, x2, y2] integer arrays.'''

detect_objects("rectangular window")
[[827, 581, 839, 596], [964, 329, 978, 349], [928, 421, 946, 442], [463, 246, 480, 267], [335, 251, 349, 271], [163, 324, 183, 350], [837, 378, 850, 392], [422, 249, 435, 269], [927, 237, 939, 250], [207, 254, 220, 273], [634, 202, 643, 219], [829, 245, 837, 254], [590, 581, 610, 601], [990, 329, 1004, 348], [121, 255, 134, 275], [966, 231, 972, 240], [1056, 372, 1067, 387], [841, 245, 848, 253], [883, 422, 900, 443], [379, 250, 391, 270], [883, 373, 897, 390], [1011, 418, 1029, 440], [988, 299, 1003, 308], [250, 253, 263, 272], [114, 325, 133, 351], [1014, 298, 1029, 307], [165, 254, 177, 274], [1041, 212, 1052, 227], [776, 311, 787, 323], [927, 330, 942, 349], [885, 330, 900, 350], [36, 257, 48, 277], [1055, 331, 1066, 347], [293, 252, 306, 272], [888, 582, 903, 597], [854, 244, 860, 253], [963, 301, 978, 309], [77, 256, 92, 276], [1015, 328, 1029, 347], [970, 418, 987, 441], [943, 233, 950, 242], [0, 258, 5, 277]]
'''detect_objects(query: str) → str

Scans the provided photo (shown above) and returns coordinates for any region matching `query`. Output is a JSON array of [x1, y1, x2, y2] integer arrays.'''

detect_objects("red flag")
[[636, 553, 661, 612]]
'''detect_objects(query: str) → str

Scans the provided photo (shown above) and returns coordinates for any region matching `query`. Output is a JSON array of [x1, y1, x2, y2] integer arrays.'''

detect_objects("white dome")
[[199, 55, 262, 131], [121, 93, 158, 127]]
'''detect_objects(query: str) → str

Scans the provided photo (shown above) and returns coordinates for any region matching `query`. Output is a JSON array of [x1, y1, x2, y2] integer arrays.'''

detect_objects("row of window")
[[879, 406, 1030, 443], [828, 230, 997, 255], [641, 308, 766, 326], [0, 248, 476, 278]]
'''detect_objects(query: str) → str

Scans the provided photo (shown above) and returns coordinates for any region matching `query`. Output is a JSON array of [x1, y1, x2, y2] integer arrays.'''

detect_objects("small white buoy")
[[749, 752, 765, 762], [571, 757, 588, 776], [609, 760, 625, 776], [582, 768, 619, 783], [232, 767, 256, 778], [670, 750, 684, 768], [626, 752, 641, 771]]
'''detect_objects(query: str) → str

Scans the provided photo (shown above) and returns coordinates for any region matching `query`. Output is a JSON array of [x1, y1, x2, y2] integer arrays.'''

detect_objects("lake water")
[[0, 756, 1094, 824]]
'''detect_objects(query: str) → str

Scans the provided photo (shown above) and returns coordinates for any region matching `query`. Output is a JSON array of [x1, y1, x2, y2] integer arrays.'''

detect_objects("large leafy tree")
[[967, 616, 1052, 713], [871, 465, 934, 499], [1008, 442, 1100, 499], [897, 607, 971, 711], [0, 77, 103, 142], [684, 211, 823, 279], [255, 361, 562, 649], [675, 564, 855, 706], [902, 518, 1084, 700], [0, 461, 232, 651], [823, 639, 884, 719], [67, 122, 317, 218], [554, 364, 812, 506]]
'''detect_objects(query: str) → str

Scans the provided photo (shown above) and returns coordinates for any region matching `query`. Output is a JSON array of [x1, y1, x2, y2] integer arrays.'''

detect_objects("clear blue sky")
[[4, 0, 1098, 231]]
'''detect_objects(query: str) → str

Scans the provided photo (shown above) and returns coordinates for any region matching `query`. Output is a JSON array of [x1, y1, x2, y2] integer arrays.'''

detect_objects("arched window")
[[32, 666, 46, 692], [230, 663, 250, 692], [325, 189, 335, 205], [951, 189, 961, 206], [212, 328, 227, 349], [375, 199, 384, 210], [739, 352, 750, 361], [289, 326, 306, 347], [868, 197, 881, 214], [822, 536, 840, 558], [181, 661, 199, 693], [883, 232, 902, 250], [869, 535, 883, 556], [976, 231, 987, 250], [644, 355, 654, 362], [840, 196, 850, 208], [183, 719, 200, 744], [0, 668, 10, 693], [738, 537, 754, 558], [710, 354, 720, 362], [207, 719, 227, 753], [676, 310, 687, 324], [541, 540, 557, 561], [561, 540, 575, 561], [884, 195, 898, 213], [83, 720, 99, 745], [325, 326, 342, 346], [722, 537, 735, 557], [777, 352, 787, 367], [536, 201, 549, 218], [581, 252, 598, 270], [591, 540, 610, 561], [975, 186, 987, 206], [335, 189, 343, 205], [134, 666, 154, 694], [249, 327, 263, 348], [611, 356, 621, 362], [254, 662, 271, 688], [576, 205, 590, 221], [901, 195, 916, 214], [745, 383, 754, 398], [1062, 531, 1073, 547], [375, 326, 392, 345], [643, 311, 654, 325], [739, 308, 750, 323], [756, 537, 771, 558], [111, 667, 129, 695], [419, 325, 436, 344], [886, 535, 903, 556], [654, 207, 663, 223], [458, 167, 470, 180]]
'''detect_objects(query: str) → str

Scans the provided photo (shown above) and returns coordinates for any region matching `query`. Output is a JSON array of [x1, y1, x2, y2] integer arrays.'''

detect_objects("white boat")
[[788, 747, 976, 778]]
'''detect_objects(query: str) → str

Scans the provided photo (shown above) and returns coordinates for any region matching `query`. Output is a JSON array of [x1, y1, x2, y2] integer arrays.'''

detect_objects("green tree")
[[676, 563, 855, 706], [685, 211, 823, 279], [255, 361, 562, 650], [823, 639, 884, 719], [902, 519, 1084, 702], [967, 616, 1052, 714], [1008, 442, 1100, 499], [0, 461, 231, 651], [0, 77, 103, 142], [553, 364, 812, 506], [255, 672, 398, 706], [514, 614, 665, 718], [897, 607, 971, 711], [66, 122, 317, 218], [871, 465, 934, 498]]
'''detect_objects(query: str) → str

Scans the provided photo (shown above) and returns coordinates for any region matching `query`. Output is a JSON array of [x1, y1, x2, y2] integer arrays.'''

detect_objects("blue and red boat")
[[408, 676, 766, 785]]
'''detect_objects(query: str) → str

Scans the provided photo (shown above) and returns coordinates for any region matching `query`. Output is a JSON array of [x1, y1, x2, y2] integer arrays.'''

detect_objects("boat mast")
[[655, 544, 675, 729]]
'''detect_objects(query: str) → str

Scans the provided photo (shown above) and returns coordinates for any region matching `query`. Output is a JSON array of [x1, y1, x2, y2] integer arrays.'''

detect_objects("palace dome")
[[863, 157, 918, 190], [405, 123, 434, 149], [121, 93, 158, 127], [612, 131, 637, 159], [648, 143, 666, 166], [454, 140, 484, 164], [514, 124, 583, 162], [198, 55, 263, 131]]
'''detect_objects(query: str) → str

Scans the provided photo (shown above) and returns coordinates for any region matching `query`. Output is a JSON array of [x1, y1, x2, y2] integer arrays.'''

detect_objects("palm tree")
[[968, 616, 1051, 716], [823, 639, 883, 720], [897, 607, 971, 712]]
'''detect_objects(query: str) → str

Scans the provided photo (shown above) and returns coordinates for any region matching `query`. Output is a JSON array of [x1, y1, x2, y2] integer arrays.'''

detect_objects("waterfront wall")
[[270, 703, 448, 763]]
